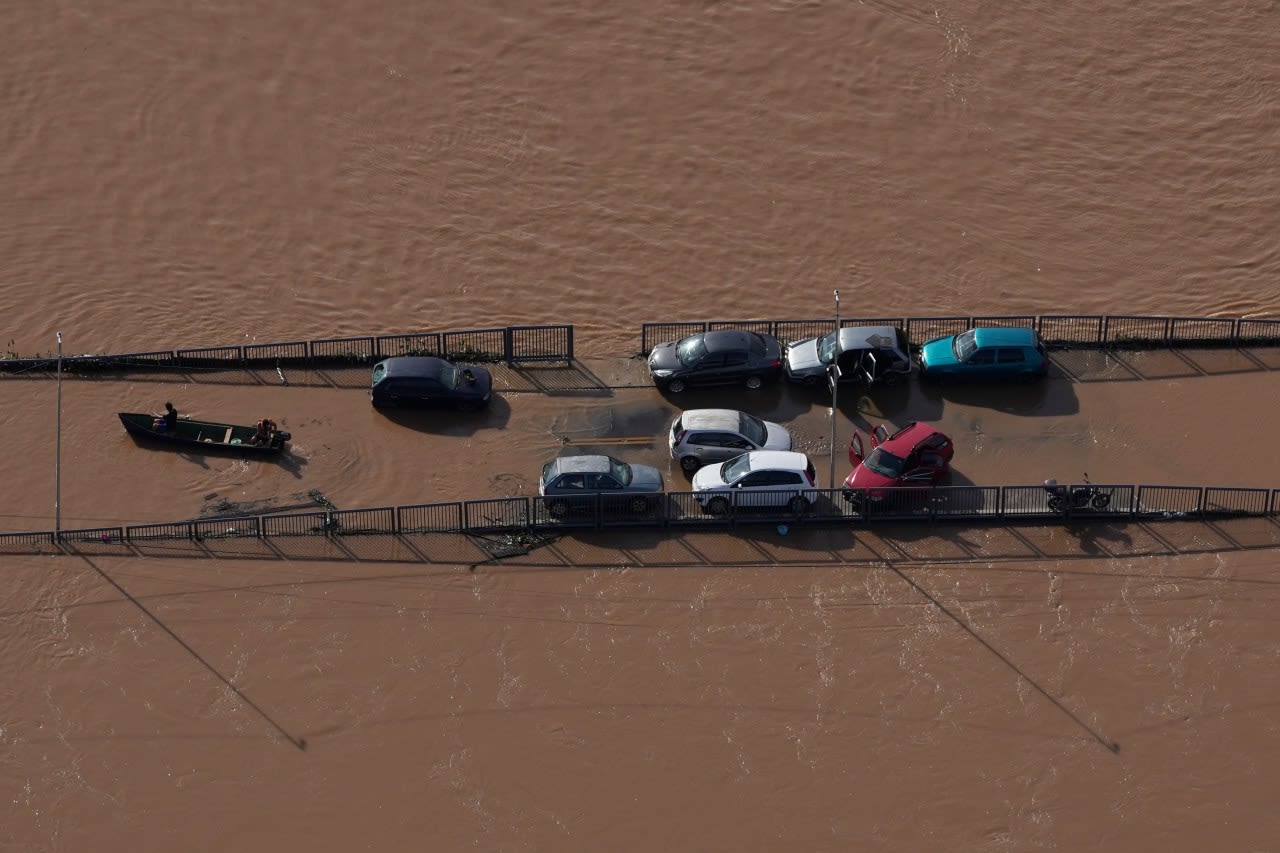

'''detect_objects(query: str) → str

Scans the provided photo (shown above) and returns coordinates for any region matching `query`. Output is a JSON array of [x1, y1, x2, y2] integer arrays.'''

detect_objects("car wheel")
[[706, 496, 730, 516], [1090, 493, 1111, 510], [843, 490, 864, 511], [680, 456, 702, 473], [744, 375, 763, 390], [548, 499, 569, 518], [787, 495, 811, 516], [667, 378, 687, 394], [628, 496, 651, 514]]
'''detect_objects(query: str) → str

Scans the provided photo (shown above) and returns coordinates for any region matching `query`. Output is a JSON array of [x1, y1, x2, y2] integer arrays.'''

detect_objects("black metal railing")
[[640, 314, 1280, 354], [3, 482, 1276, 550], [0, 324, 574, 376]]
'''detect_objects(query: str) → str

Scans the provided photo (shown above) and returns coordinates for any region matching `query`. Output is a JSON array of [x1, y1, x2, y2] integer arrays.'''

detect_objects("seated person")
[[250, 418, 277, 446], [154, 402, 178, 433]]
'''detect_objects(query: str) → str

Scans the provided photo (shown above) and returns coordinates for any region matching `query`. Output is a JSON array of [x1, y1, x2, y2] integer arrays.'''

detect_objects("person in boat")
[[153, 402, 179, 433], [249, 418, 277, 446]]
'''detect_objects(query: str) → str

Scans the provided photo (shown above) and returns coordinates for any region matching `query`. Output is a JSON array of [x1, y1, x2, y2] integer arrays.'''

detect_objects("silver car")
[[783, 325, 913, 388], [538, 454, 665, 517], [669, 408, 793, 474]]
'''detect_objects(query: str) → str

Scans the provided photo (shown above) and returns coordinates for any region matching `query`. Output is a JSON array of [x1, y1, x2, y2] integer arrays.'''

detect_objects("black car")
[[370, 356, 493, 411], [646, 330, 783, 393]]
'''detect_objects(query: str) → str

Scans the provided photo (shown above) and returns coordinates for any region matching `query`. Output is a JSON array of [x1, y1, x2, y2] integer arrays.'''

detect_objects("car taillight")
[[770, 359, 781, 369]]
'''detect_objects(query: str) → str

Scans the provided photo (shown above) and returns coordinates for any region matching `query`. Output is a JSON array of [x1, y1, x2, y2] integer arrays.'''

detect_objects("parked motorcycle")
[[1044, 474, 1111, 512]]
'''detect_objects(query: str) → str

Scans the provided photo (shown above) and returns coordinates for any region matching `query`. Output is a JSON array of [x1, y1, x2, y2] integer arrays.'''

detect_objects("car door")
[[709, 431, 754, 462], [909, 434, 952, 482], [585, 472, 624, 494], [549, 473, 587, 495], [718, 350, 749, 385], [733, 469, 778, 508], [964, 347, 997, 378], [836, 347, 867, 384], [689, 352, 725, 385], [996, 347, 1026, 377]]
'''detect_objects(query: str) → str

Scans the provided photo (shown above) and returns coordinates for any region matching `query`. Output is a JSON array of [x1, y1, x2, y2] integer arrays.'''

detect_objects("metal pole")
[[828, 290, 840, 488], [55, 331, 63, 537]]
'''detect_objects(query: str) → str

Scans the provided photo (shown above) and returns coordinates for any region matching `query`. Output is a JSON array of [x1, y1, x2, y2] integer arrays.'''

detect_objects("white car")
[[691, 450, 819, 516]]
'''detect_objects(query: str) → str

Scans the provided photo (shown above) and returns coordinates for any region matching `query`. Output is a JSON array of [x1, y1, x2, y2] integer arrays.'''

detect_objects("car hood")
[[457, 368, 492, 396], [919, 337, 959, 369], [629, 464, 666, 492], [762, 421, 793, 452], [691, 461, 729, 491], [784, 337, 823, 375], [647, 343, 681, 372], [843, 464, 894, 490]]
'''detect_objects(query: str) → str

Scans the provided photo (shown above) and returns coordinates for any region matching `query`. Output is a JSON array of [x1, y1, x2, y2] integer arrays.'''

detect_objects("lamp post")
[[55, 331, 62, 538], [828, 290, 840, 489]]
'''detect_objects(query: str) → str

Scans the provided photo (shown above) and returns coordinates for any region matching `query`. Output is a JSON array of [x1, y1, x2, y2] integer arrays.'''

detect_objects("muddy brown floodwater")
[[5, 1, 1280, 850]]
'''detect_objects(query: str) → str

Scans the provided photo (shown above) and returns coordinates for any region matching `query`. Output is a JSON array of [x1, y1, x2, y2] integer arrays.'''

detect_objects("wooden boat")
[[117, 412, 291, 455]]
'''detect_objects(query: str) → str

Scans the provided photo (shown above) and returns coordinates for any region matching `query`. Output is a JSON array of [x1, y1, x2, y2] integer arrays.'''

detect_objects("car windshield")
[[439, 364, 459, 389], [609, 457, 633, 485], [675, 336, 708, 366], [720, 453, 755, 482], [737, 412, 767, 445], [953, 330, 978, 361], [816, 331, 840, 365], [863, 447, 906, 479]]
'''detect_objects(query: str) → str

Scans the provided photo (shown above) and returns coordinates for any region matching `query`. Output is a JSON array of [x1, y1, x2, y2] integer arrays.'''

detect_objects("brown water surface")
[[4, 1, 1280, 850]]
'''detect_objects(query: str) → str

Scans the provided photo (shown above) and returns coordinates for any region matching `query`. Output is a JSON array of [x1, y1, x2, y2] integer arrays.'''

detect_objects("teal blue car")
[[918, 327, 1048, 382]]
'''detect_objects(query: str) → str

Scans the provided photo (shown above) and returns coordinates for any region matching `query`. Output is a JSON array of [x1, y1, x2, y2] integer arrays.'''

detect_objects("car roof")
[[376, 356, 450, 378], [545, 455, 619, 475], [736, 450, 810, 471], [678, 409, 746, 429], [835, 325, 903, 350], [700, 330, 764, 352], [970, 327, 1039, 347], [882, 422, 946, 451]]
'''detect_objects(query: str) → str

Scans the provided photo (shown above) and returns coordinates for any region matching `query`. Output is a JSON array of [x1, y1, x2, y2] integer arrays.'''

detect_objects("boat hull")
[[117, 412, 290, 456]]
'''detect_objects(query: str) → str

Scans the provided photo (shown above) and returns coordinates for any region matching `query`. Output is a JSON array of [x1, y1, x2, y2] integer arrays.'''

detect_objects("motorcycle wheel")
[[1047, 496, 1065, 513], [1091, 493, 1111, 510]]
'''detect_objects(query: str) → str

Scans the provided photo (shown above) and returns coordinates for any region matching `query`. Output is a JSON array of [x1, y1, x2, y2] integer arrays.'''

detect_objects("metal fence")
[[3, 482, 1276, 550], [640, 314, 1280, 354], [0, 324, 573, 375]]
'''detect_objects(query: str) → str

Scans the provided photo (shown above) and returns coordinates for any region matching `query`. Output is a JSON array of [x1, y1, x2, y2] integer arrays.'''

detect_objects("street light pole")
[[55, 331, 62, 538], [828, 290, 841, 489]]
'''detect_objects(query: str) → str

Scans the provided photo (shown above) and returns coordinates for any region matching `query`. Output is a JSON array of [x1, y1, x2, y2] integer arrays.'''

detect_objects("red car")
[[842, 422, 954, 507]]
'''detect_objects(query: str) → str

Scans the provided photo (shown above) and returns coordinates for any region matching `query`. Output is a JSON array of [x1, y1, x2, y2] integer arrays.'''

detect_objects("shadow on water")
[[914, 373, 1079, 417], [119, 432, 308, 479], [375, 395, 513, 435]]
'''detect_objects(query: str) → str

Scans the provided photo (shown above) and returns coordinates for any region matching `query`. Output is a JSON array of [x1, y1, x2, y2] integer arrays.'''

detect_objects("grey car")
[[669, 408, 793, 474], [783, 325, 913, 388], [538, 454, 665, 517]]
